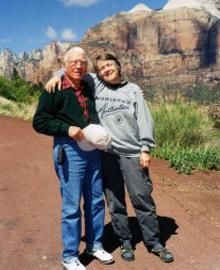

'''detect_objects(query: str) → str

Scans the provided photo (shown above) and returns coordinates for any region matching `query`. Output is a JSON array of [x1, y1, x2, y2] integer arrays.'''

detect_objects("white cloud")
[[61, 28, 77, 41], [26, 38, 37, 44], [59, 0, 98, 7], [45, 26, 58, 40], [0, 37, 13, 44]]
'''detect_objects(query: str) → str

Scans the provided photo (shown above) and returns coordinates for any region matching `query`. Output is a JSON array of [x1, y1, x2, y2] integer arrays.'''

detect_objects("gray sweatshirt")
[[54, 71, 155, 157]]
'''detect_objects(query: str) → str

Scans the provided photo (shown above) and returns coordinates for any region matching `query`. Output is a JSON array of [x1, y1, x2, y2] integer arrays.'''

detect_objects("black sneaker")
[[151, 247, 174, 263], [120, 246, 135, 261]]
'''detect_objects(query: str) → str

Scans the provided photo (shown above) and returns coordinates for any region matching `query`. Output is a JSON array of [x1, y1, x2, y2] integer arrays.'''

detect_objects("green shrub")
[[0, 70, 41, 104], [0, 76, 15, 100], [152, 143, 220, 174], [185, 83, 220, 105], [150, 101, 214, 148], [0, 96, 38, 121], [149, 101, 220, 174]]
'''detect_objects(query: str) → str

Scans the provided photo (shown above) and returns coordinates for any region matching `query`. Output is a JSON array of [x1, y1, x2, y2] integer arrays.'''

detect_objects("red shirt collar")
[[61, 73, 81, 90]]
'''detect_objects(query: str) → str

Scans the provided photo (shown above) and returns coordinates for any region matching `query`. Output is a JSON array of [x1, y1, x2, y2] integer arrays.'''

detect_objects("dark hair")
[[93, 53, 121, 74]]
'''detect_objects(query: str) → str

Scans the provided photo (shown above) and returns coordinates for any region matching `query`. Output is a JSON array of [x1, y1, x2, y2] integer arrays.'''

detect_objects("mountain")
[[127, 3, 152, 13], [1, 2, 220, 87], [164, 0, 220, 18], [83, 5, 220, 86], [0, 42, 74, 83]]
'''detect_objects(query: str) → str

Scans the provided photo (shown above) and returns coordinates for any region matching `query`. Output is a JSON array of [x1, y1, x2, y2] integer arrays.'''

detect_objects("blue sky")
[[0, 0, 167, 54]]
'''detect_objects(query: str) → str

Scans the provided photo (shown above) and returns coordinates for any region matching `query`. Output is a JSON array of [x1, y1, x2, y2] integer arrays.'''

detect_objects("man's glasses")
[[67, 60, 87, 67]]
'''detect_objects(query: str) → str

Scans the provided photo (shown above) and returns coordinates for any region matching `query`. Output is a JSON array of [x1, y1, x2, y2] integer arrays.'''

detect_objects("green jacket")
[[32, 84, 99, 137]]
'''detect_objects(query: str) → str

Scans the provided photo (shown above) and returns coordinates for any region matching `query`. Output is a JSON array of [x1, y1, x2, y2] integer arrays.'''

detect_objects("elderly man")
[[33, 47, 113, 270]]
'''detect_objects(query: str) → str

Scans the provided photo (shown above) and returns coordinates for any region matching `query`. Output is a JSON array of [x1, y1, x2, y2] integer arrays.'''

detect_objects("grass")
[[150, 101, 214, 148], [0, 96, 37, 121], [150, 101, 219, 174], [152, 143, 220, 174]]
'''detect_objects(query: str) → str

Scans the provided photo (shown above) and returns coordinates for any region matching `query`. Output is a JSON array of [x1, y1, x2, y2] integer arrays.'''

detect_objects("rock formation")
[[1, 3, 220, 87], [0, 49, 18, 79], [164, 0, 220, 18], [127, 3, 152, 13], [0, 42, 73, 83], [83, 6, 220, 86]]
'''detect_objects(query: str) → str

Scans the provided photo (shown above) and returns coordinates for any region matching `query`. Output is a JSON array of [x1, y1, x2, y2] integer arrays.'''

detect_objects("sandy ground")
[[0, 115, 220, 270]]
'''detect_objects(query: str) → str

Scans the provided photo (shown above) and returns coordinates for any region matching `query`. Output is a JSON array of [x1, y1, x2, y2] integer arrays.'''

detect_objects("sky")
[[0, 0, 167, 55]]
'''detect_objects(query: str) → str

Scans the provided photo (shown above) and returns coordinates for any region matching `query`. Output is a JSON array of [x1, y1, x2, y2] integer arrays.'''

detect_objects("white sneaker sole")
[[86, 251, 114, 265]]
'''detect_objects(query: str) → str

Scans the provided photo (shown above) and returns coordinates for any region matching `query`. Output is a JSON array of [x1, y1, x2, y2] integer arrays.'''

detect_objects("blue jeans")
[[53, 137, 105, 262]]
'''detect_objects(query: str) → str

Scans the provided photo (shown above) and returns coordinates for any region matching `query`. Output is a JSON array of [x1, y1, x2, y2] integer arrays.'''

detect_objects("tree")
[[11, 68, 20, 81]]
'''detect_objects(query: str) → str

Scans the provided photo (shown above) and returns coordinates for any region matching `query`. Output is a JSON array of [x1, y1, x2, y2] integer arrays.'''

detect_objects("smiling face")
[[65, 48, 87, 85], [96, 59, 121, 85]]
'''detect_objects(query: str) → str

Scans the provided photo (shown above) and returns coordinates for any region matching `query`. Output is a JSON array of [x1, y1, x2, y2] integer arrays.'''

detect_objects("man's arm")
[[33, 90, 84, 141], [33, 90, 69, 136]]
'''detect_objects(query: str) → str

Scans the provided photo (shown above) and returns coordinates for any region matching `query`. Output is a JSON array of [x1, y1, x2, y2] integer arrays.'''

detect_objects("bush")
[[150, 101, 214, 148], [0, 96, 38, 121], [152, 143, 220, 174], [0, 76, 15, 100], [149, 101, 220, 174], [0, 70, 41, 104], [185, 83, 220, 105]]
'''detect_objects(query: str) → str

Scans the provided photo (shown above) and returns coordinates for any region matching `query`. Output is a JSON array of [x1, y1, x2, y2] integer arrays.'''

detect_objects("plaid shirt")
[[62, 74, 90, 122]]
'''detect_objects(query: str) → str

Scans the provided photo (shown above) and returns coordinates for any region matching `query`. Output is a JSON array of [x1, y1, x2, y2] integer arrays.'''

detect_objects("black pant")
[[102, 152, 160, 248]]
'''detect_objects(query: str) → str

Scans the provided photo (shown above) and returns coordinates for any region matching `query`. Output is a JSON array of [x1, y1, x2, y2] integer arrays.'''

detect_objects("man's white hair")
[[64, 46, 87, 64]]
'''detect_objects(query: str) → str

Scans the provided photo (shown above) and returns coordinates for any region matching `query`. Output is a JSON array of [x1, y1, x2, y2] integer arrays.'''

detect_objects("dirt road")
[[0, 116, 220, 270]]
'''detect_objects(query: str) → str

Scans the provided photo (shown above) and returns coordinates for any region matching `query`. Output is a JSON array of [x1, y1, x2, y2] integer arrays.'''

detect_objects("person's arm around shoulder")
[[45, 71, 98, 94], [45, 69, 65, 92]]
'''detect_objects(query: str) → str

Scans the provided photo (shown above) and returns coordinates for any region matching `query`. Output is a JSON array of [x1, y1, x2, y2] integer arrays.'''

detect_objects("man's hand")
[[68, 126, 85, 141], [45, 77, 62, 93], [140, 152, 151, 169]]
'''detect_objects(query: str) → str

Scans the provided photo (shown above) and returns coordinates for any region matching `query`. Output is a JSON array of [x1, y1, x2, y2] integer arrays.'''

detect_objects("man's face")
[[65, 52, 87, 82], [96, 60, 121, 84]]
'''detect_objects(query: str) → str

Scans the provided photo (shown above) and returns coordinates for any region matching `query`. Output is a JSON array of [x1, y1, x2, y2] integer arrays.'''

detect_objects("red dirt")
[[0, 115, 220, 270]]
